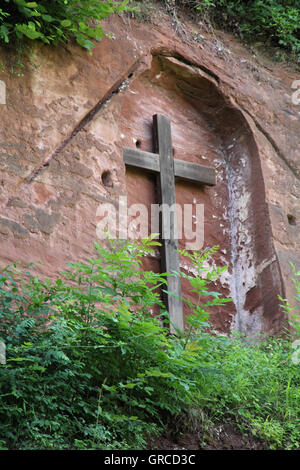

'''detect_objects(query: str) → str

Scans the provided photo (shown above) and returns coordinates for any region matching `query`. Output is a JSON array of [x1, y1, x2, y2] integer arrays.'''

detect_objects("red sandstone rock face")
[[0, 11, 299, 335]]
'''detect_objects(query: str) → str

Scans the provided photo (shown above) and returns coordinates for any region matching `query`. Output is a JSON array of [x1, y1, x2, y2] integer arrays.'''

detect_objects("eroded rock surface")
[[0, 11, 299, 335]]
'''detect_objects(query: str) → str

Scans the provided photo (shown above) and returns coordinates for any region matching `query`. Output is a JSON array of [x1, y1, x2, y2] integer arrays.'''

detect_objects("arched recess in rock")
[[119, 51, 285, 336]]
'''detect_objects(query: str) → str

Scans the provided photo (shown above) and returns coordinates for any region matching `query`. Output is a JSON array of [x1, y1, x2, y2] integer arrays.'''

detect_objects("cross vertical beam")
[[153, 114, 184, 333], [123, 114, 216, 333]]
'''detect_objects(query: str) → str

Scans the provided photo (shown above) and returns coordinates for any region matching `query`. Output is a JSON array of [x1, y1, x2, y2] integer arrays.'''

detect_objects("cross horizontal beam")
[[124, 147, 216, 186]]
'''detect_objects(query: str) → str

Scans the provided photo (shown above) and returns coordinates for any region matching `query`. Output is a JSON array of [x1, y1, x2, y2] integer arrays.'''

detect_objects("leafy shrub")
[[199, 333, 300, 449], [278, 264, 300, 367], [0, 237, 229, 449], [279, 263, 300, 338], [0, 0, 128, 50], [0, 238, 299, 449], [165, 0, 300, 58], [176, 245, 232, 341], [2, 0, 300, 59]]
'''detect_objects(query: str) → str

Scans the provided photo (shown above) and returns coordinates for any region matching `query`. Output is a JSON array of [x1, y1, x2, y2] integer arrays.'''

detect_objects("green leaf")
[[60, 19, 72, 27], [15, 24, 42, 39], [75, 37, 95, 50], [42, 14, 55, 22]]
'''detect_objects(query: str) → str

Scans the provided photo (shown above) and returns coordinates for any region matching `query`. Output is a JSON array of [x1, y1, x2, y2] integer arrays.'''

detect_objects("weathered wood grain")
[[123, 148, 216, 185]]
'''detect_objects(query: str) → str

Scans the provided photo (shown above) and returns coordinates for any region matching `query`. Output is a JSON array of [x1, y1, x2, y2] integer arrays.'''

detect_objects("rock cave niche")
[[119, 52, 285, 336]]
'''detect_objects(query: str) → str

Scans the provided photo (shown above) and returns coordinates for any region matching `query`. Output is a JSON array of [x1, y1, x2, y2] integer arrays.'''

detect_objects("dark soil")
[[148, 423, 267, 450]]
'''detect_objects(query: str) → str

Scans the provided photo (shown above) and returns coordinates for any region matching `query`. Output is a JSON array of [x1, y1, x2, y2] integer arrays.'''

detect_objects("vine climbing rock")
[[0, 11, 299, 337]]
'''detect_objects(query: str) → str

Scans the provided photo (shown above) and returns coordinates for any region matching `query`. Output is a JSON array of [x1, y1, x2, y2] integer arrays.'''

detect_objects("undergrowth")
[[175, 0, 300, 59], [279, 263, 300, 339], [197, 333, 299, 449], [130, 0, 300, 62], [0, 238, 299, 449], [1, 1, 300, 61]]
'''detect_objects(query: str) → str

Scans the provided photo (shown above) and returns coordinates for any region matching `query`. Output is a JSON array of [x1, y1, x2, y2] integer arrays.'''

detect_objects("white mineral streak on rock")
[[0, 341, 6, 365], [225, 152, 263, 336]]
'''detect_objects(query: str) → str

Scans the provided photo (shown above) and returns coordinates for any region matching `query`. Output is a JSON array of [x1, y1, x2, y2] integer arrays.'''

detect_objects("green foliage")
[[2, 0, 299, 59], [0, 238, 299, 449], [209, 0, 300, 56], [279, 263, 300, 338], [174, 246, 232, 342], [199, 333, 300, 449], [0, 0, 128, 50], [168, 0, 300, 58], [127, 0, 158, 22], [0, 237, 228, 449]]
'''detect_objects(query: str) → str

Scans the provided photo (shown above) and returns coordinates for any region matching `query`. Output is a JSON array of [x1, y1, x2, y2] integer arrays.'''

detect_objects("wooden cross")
[[123, 114, 216, 333]]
